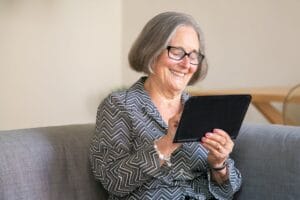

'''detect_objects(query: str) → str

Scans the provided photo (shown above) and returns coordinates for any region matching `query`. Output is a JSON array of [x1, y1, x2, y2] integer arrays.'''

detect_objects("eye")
[[170, 47, 184, 56], [189, 52, 199, 60]]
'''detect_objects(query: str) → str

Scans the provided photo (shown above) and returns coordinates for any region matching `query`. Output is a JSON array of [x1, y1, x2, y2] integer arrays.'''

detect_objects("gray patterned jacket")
[[90, 77, 242, 200]]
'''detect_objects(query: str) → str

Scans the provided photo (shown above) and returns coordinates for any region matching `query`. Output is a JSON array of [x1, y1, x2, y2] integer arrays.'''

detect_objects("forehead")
[[169, 26, 200, 51]]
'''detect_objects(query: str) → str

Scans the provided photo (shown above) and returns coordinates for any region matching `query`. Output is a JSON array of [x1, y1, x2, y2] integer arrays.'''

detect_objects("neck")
[[145, 77, 182, 103]]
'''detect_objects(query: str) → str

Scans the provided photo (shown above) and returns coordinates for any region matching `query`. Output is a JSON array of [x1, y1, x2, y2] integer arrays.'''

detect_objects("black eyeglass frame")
[[166, 46, 205, 65]]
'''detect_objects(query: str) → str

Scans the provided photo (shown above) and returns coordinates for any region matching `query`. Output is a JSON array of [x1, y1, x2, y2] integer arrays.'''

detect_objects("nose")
[[179, 55, 191, 68]]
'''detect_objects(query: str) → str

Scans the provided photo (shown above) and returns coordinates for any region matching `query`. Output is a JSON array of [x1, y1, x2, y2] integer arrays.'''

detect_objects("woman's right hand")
[[155, 112, 183, 157]]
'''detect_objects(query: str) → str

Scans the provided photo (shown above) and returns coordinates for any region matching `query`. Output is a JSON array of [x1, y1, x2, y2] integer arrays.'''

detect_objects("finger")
[[213, 129, 235, 147], [205, 132, 227, 146], [202, 136, 232, 155], [202, 134, 220, 147], [213, 129, 232, 141], [204, 132, 228, 148], [201, 142, 226, 160], [202, 136, 224, 153]]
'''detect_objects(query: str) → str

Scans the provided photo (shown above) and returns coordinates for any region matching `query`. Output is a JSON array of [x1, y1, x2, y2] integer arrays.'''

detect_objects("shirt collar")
[[127, 76, 190, 129]]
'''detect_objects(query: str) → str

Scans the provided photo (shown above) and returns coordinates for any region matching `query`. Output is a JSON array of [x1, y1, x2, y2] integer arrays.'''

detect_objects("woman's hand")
[[201, 129, 234, 179], [155, 112, 183, 158]]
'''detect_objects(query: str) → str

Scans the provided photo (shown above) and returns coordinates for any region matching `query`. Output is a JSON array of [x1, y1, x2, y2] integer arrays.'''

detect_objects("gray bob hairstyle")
[[128, 11, 208, 85]]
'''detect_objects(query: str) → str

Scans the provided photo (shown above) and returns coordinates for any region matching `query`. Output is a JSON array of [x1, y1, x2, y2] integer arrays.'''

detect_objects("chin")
[[175, 79, 190, 88], [170, 83, 187, 92]]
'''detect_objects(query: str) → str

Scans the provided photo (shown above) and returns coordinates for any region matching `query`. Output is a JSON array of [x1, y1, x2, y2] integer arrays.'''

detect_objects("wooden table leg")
[[252, 102, 284, 124]]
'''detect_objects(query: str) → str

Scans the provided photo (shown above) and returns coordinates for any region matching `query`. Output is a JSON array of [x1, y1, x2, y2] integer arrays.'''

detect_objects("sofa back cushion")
[[0, 124, 108, 200], [232, 123, 300, 200]]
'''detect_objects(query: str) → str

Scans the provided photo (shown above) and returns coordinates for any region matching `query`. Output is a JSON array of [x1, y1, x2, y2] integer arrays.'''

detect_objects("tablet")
[[173, 94, 252, 143]]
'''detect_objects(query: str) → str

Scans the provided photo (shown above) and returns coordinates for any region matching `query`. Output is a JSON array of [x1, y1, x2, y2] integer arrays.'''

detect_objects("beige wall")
[[122, 0, 300, 88], [0, 0, 122, 130], [1, 0, 300, 130]]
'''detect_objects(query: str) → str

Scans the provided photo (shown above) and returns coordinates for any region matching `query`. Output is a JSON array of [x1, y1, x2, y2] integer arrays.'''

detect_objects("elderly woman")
[[90, 12, 241, 200]]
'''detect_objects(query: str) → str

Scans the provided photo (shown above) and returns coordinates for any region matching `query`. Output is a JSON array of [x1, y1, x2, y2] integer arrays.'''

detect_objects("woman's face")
[[150, 26, 200, 93]]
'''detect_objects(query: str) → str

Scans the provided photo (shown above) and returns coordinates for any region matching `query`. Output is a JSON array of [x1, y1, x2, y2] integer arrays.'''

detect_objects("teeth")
[[170, 70, 185, 77]]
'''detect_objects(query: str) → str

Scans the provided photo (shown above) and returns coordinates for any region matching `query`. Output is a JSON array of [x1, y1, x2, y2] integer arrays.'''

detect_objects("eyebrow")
[[170, 45, 200, 53]]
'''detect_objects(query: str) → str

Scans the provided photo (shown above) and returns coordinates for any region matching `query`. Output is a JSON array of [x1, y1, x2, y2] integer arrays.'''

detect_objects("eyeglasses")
[[166, 46, 204, 65]]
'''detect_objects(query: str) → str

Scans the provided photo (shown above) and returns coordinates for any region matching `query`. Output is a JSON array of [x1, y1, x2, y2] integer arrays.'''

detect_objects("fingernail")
[[205, 133, 212, 137], [213, 129, 221, 133]]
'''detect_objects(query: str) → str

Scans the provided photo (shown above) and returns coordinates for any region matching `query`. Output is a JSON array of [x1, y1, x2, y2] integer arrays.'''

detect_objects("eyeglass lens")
[[167, 46, 203, 65]]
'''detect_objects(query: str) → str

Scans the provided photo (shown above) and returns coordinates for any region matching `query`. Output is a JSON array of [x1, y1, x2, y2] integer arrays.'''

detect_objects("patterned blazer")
[[90, 77, 242, 200]]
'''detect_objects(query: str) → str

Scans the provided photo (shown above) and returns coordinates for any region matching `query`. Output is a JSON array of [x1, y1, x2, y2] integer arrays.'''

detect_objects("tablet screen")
[[173, 94, 251, 143]]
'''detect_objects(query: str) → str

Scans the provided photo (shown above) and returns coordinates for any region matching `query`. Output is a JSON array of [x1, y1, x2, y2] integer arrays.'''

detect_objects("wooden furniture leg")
[[252, 102, 283, 124]]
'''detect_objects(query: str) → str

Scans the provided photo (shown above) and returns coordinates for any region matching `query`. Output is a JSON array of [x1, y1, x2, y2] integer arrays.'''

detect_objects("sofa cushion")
[[0, 124, 108, 200], [232, 123, 300, 200]]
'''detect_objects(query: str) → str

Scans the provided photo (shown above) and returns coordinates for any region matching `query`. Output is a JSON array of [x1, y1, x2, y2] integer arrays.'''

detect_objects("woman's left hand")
[[201, 129, 234, 169]]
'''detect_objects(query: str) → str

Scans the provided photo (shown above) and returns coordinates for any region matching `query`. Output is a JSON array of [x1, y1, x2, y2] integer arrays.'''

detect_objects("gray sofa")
[[0, 123, 299, 200]]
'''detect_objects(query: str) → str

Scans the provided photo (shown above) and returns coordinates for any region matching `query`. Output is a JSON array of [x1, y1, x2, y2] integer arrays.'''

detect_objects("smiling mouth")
[[170, 69, 185, 77]]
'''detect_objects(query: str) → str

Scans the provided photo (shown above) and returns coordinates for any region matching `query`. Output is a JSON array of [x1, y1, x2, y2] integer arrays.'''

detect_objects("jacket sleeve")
[[208, 158, 242, 200], [89, 94, 167, 197]]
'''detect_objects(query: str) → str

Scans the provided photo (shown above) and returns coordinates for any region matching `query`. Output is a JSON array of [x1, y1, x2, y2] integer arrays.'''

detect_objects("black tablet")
[[173, 94, 252, 143]]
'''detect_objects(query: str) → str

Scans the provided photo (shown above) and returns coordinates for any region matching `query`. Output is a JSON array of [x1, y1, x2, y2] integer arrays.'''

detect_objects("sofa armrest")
[[232, 123, 300, 199], [0, 124, 108, 200]]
